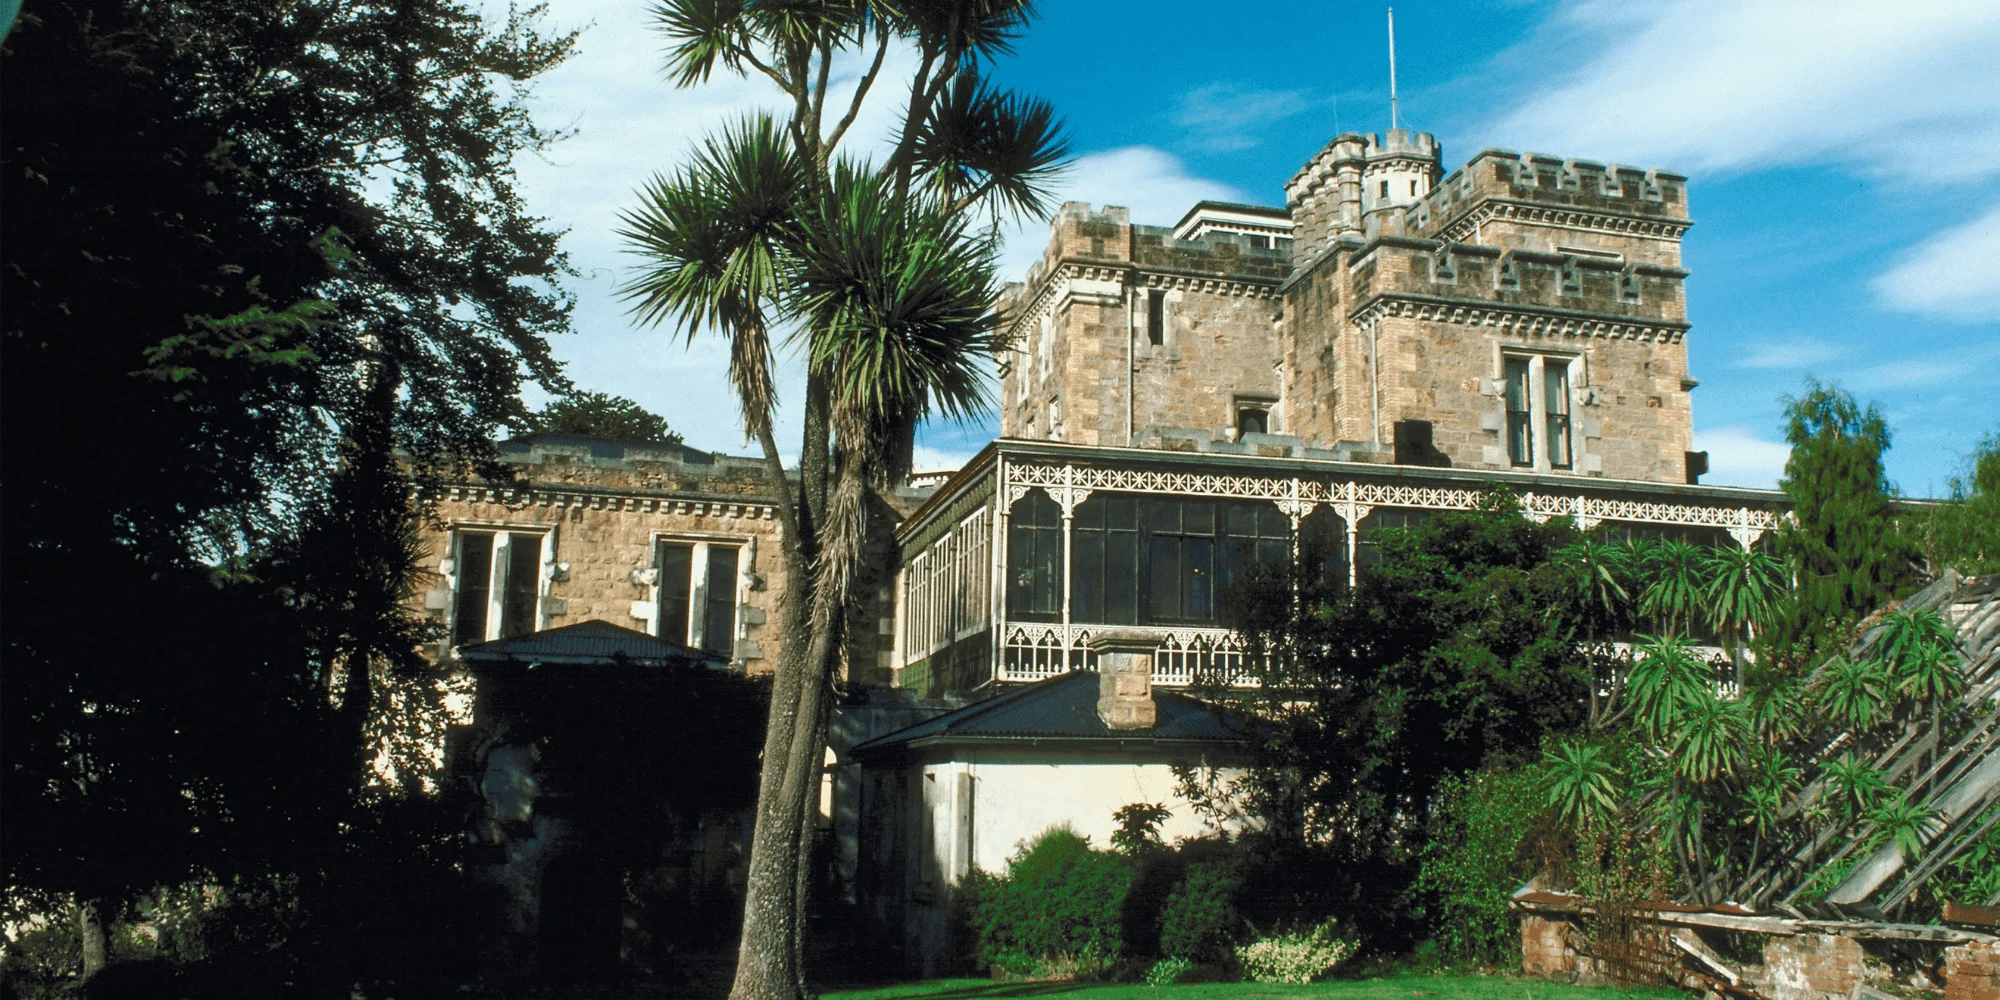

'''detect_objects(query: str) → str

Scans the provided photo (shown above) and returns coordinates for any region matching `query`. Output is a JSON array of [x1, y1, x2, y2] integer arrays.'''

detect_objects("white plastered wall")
[[912, 756, 1249, 882]]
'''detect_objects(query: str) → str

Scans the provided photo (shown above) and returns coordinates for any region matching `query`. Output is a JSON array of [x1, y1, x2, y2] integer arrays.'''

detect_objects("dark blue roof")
[[455, 619, 728, 668], [849, 671, 1256, 756]]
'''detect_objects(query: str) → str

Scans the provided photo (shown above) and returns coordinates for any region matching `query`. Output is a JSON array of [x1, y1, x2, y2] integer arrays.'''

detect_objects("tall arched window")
[[1006, 490, 1062, 620], [1299, 506, 1350, 588]]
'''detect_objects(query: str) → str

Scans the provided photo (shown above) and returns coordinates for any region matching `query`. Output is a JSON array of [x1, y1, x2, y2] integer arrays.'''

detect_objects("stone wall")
[[1947, 939, 2000, 1000], [997, 203, 1286, 446], [412, 434, 927, 686], [414, 435, 789, 674], [1761, 933, 1869, 1000]]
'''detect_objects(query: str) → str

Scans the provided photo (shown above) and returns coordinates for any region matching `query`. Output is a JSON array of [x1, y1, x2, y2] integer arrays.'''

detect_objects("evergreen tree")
[[2, 1, 573, 984], [1920, 433, 2000, 576], [1768, 379, 1919, 668], [520, 391, 685, 443]]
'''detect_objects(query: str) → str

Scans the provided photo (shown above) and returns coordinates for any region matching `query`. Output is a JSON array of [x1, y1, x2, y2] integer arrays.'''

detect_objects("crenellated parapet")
[[1285, 129, 1444, 260]]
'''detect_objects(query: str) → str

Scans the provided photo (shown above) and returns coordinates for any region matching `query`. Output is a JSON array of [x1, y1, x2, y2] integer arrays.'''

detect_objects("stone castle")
[[398, 126, 1790, 980], [1000, 129, 1699, 484]]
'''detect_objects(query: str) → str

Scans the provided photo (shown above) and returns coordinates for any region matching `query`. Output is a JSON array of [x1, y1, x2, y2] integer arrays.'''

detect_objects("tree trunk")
[[78, 898, 107, 980], [730, 426, 819, 1000]]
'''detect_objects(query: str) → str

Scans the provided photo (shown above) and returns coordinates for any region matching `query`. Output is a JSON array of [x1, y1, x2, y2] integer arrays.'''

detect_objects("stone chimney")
[[1088, 629, 1157, 730]]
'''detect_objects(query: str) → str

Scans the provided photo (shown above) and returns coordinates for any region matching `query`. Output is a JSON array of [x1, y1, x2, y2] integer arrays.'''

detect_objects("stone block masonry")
[[1000, 132, 1703, 486], [1763, 934, 1868, 1000], [1947, 940, 2000, 1000]]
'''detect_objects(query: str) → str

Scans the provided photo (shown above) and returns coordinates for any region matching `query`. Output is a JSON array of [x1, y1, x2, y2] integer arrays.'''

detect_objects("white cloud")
[[1873, 202, 2000, 322], [501, 1, 916, 456], [1172, 83, 1316, 152], [995, 146, 1250, 278], [1478, 0, 2000, 181], [1849, 338, 2000, 391], [1730, 335, 1848, 370], [1695, 425, 1791, 489], [501, 5, 1250, 459]]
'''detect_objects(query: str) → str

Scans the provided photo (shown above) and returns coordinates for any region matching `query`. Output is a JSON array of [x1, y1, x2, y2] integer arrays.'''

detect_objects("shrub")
[[1158, 859, 1243, 963], [1414, 763, 1548, 965], [971, 827, 1133, 975], [1234, 918, 1354, 984], [1146, 955, 1194, 986]]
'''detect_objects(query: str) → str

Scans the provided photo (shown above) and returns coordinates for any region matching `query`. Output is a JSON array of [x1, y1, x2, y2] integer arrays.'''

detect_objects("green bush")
[[1414, 763, 1548, 966], [1145, 955, 1194, 986], [971, 827, 1133, 975], [1158, 859, 1243, 962], [1234, 918, 1354, 984]]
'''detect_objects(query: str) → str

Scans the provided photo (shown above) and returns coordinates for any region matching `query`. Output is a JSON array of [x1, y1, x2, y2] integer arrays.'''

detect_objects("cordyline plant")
[[618, 4, 1069, 998]]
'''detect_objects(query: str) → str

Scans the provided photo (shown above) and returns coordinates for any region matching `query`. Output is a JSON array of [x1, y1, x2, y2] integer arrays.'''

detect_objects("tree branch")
[[822, 27, 887, 159], [808, 37, 831, 152], [947, 174, 1000, 216]]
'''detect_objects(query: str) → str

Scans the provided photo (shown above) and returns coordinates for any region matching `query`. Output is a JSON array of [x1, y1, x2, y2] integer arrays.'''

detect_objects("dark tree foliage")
[[1208, 493, 1592, 948], [1, 0, 574, 982], [1767, 379, 1921, 668], [1919, 432, 2000, 576], [520, 391, 685, 443]]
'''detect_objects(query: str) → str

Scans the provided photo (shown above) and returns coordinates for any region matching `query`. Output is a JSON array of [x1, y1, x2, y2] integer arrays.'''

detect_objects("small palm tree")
[[1821, 750, 1888, 824], [1701, 545, 1784, 690], [1671, 690, 1747, 784], [1868, 791, 1940, 861], [1877, 608, 1963, 765], [1813, 656, 1891, 732], [1544, 739, 1620, 827], [1554, 537, 1630, 726], [1741, 675, 1806, 746], [1641, 539, 1708, 638], [1627, 633, 1708, 740]]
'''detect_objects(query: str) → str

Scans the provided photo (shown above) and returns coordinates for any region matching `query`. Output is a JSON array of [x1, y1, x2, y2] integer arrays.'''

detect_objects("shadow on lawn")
[[837, 982, 1096, 1000]]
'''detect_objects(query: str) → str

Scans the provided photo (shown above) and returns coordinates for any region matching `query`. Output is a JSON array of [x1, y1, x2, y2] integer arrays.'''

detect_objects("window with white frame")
[[450, 528, 549, 646], [655, 538, 741, 657], [1501, 353, 1577, 471]]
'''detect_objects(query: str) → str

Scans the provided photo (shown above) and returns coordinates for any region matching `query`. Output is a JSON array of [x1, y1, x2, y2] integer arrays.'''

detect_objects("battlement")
[[1402, 149, 1690, 244], [1000, 201, 1292, 322], [1285, 129, 1446, 258]]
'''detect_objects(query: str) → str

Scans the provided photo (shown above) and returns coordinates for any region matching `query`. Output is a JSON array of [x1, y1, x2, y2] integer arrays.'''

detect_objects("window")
[[1299, 507, 1350, 587], [1502, 354, 1577, 472], [1379, 180, 1389, 199], [1545, 363, 1573, 470], [1072, 494, 1140, 625], [656, 539, 741, 656], [1236, 404, 1270, 437], [1504, 357, 1533, 467], [1006, 490, 1062, 620], [1146, 289, 1165, 346], [1065, 496, 1290, 627], [1355, 508, 1433, 570], [452, 529, 547, 646], [1247, 234, 1270, 250], [1410, 180, 1419, 196]]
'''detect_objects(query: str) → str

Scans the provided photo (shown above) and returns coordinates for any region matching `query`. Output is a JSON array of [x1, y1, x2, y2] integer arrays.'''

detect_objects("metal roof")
[[454, 619, 729, 669], [848, 671, 1257, 757]]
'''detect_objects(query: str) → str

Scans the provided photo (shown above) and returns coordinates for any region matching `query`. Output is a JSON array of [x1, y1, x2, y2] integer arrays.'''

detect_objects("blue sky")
[[508, 0, 2000, 496]]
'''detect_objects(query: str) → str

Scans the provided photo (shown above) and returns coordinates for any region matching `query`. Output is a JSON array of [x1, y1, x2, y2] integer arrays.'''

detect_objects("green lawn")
[[824, 975, 1689, 1000]]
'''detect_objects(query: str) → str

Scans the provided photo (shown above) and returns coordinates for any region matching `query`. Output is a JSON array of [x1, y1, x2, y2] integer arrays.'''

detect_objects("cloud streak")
[[1478, 0, 2000, 181], [1172, 83, 1318, 152], [1694, 425, 1791, 489], [1874, 202, 2000, 322]]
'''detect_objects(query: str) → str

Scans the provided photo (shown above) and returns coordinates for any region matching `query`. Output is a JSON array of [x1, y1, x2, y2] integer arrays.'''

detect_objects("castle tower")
[[1280, 144, 1699, 483]]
